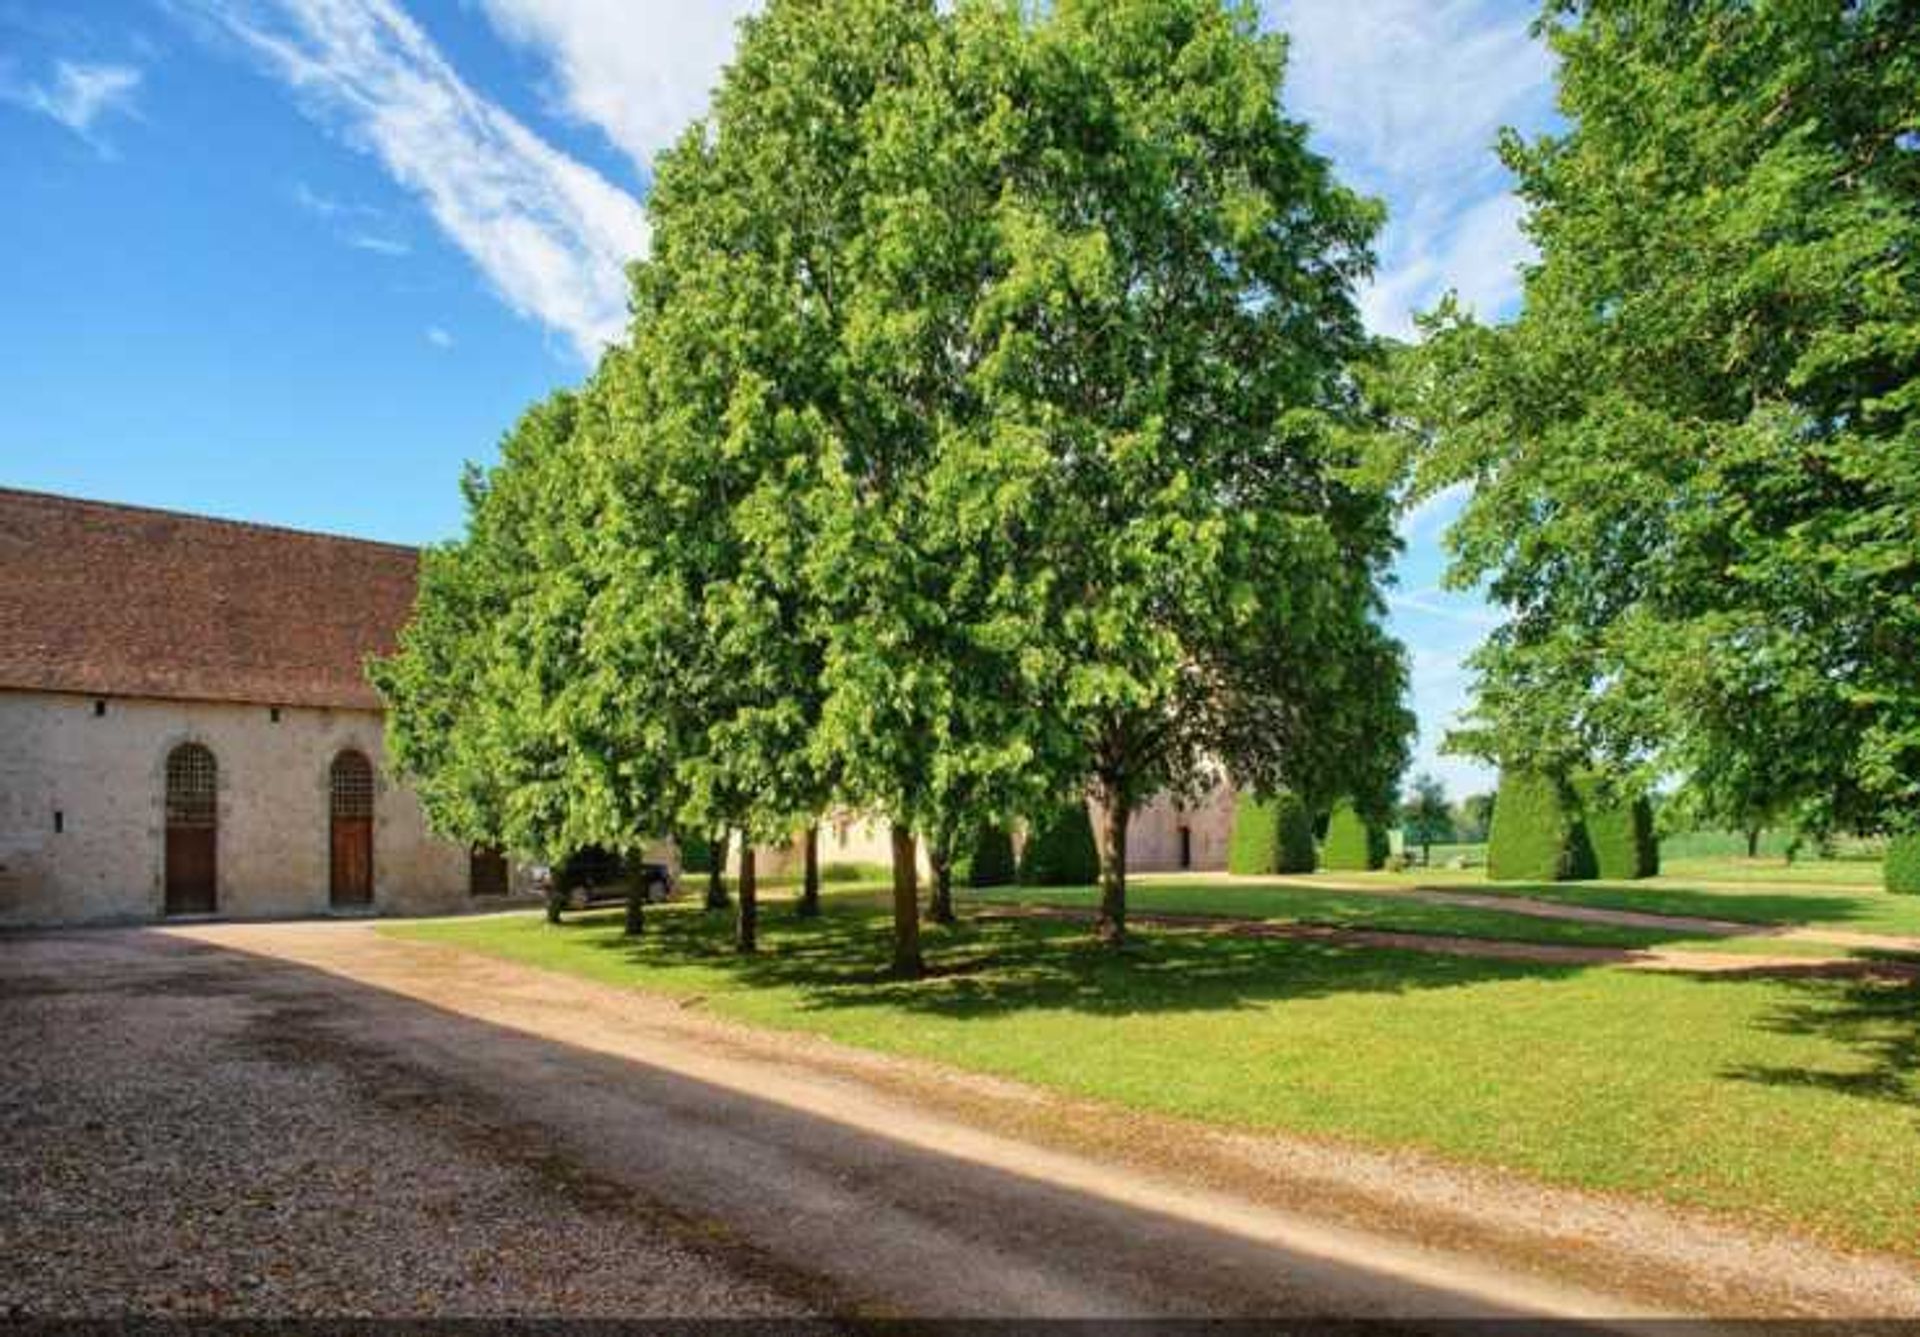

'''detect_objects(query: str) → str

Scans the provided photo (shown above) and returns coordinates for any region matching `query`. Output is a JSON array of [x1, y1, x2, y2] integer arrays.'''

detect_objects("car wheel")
[[647, 876, 669, 904]]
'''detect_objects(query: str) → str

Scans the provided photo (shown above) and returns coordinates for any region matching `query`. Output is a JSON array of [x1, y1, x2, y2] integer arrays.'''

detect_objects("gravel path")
[[0, 932, 833, 1320]]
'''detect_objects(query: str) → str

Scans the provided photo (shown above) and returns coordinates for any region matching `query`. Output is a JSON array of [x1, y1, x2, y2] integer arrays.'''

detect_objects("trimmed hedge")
[[1018, 804, 1101, 886], [1228, 792, 1316, 874], [1572, 776, 1659, 880], [1888, 833, 1920, 895], [967, 823, 1018, 888], [677, 833, 720, 875], [1487, 771, 1573, 881], [1322, 798, 1388, 871], [1489, 771, 1659, 882]]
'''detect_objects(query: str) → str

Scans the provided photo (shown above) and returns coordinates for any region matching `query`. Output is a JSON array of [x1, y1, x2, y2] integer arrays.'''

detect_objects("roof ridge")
[[0, 486, 424, 555]]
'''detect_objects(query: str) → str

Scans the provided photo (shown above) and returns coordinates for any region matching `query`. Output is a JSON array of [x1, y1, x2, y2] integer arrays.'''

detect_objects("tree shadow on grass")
[[571, 893, 1592, 1022], [1716, 970, 1920, 1111], [1482, 880, 1905, 932]]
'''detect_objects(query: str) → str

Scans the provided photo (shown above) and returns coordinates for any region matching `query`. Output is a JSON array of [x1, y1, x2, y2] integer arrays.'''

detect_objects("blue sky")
[[0, 0, 1557, 799]]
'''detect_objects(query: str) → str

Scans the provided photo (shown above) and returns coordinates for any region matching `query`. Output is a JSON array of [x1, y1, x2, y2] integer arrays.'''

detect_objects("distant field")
[[1402, 841, 1486, 868], [1661, 828, 1886, 863], [1656, 855, 1885, 888]]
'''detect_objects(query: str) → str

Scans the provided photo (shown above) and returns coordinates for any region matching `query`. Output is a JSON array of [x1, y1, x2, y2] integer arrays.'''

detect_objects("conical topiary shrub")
[[677, 832, 719, 875], [1322, 798, 1388, 871], [1017, 804, 1100, 886], [1571, 775, 1659, 879], [1888, 832, 1920, 895], [967, 823, 1017, 888], [1228, 791, 1316, 874], [1487, 770, 1573, 881]]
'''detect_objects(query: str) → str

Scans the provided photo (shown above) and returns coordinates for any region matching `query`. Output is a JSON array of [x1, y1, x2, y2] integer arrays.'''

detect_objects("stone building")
[[0, 488, 519, 928], [748, 787, 1236, 881], [1110, 785, 1236, 874]]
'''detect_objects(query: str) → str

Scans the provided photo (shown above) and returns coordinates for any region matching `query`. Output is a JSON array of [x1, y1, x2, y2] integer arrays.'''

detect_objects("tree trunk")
[[736, 840, 757, 954], [1091, 788, 1129, 945], [623, 887, 646, 936], [927, 831, 955, 925], [890, 825, 923, 978], [705, 830, 729, 910], [1745, 826, 1760, 860], [797, 823, 821, 918]]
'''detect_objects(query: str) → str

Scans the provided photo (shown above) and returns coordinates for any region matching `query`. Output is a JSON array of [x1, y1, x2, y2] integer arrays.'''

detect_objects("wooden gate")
[[329, 751, 374, 908]]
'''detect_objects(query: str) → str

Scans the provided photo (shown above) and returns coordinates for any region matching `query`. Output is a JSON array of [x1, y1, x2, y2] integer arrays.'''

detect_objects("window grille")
[[165, 744, 217, 828], [330, 751, 374, 820]]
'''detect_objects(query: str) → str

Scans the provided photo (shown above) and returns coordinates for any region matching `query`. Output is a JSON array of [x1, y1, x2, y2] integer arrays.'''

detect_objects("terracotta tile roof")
[[0, 488, 420, 711]]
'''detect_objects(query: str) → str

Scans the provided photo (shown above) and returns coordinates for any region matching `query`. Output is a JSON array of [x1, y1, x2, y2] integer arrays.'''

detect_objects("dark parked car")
[[533, 847, 676, 923]]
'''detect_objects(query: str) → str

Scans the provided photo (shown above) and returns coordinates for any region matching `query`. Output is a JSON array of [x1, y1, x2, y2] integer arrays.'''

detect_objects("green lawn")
[[391, 893, 1920, 1257], [1213, 868, 1920, 941], [979, 874, 1920, 954], [1439, 877, 1920, 938], [970, 878, 1693, 950]]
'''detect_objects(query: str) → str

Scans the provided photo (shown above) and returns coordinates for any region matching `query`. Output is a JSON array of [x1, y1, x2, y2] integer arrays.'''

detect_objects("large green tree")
[[604, 0, 961, 970], [1401, 772, 1454, 864], [897, 0, 1411, 941], [1413, 1, 1919, 833], [375, 390, 642, 861]]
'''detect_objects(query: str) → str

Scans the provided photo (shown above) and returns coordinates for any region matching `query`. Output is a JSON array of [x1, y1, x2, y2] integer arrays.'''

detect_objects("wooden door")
[[164, 744, 217, 915], [470, 845, 509, 898], [329, 751, 374, 908]]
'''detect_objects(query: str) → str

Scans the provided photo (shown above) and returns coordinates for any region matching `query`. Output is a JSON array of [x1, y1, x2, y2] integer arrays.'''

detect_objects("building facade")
[[1113, 785, 1236, 874], [0, 488, 517, 928]]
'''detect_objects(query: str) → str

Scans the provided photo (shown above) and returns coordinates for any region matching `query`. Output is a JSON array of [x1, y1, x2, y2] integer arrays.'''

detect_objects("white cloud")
[[1395, 479, 1471, 543], [1364, 190, 1534, 338], [1268, 0, 1551, 197], [474, 0, 753, 175], [1389, 588, 1500, 630], [289, 179, 379, 218], [1267, 0, 1552, 339], [189, 0, 649, 362], [347, 231, 410, 256], [425, 324, 454, 347], [1, 60, 143, 153]]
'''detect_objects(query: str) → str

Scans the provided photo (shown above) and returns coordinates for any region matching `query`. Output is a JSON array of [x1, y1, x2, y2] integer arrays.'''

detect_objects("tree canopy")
[[1407, 0, 1919, 834], [894, 0, 1413, 938], [377, 0, 1414, 968]]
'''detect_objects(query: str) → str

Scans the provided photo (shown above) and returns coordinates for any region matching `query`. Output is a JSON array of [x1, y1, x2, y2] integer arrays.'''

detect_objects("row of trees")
[[374, 0, 1413, 974], [1399, 0, 1918, 853]]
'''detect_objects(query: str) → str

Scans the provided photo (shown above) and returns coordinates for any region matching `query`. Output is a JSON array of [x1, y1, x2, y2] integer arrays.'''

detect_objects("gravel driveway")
[[0, 930, 830, 1320], [6, 922, 1916, 1324]]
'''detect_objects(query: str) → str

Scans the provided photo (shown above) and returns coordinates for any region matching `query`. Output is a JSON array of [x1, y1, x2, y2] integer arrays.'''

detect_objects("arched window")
[[329, 750, 375, 907], [164, 743, 217, 914]]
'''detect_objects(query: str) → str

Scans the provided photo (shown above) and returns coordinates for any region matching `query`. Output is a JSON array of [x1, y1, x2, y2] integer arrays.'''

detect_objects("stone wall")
[[1105, 780, 1236, 873], [0, 690, 493, 927], [736, 812, 926, 879]]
